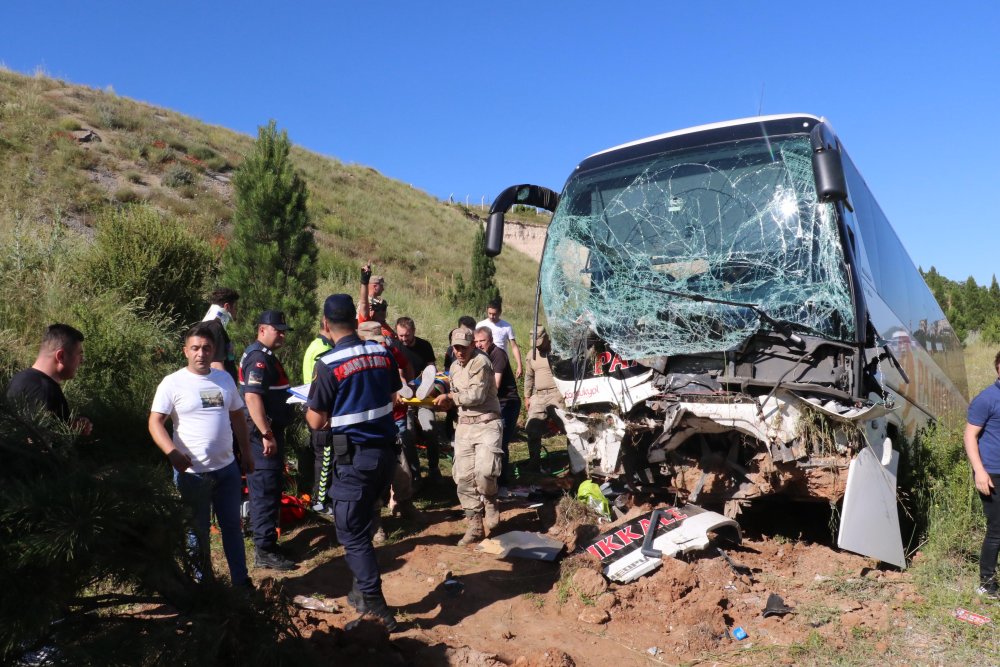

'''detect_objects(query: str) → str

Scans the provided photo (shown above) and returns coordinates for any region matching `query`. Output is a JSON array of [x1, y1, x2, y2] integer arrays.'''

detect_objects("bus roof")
[[587, 113, 825, 158]]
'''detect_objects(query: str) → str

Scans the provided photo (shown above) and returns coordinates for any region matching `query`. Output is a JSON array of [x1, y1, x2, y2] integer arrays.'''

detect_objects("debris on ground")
[[579, 504, 741, 582], [292, 594, 340, 613], [953, 608, 991, 626], [477, 531, 566, 561], [762, 593, 794, 617]]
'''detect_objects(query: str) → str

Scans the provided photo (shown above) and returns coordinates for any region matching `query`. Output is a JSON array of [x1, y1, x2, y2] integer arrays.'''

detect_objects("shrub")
[[125, 170, 144, 184], [162, 164, 195, 189], [78, 204, 215, 324], [112, 187, 143, 204], [57, 117, 81, 131], [189, 145, 217, 161], [90, 97, 140, 131]]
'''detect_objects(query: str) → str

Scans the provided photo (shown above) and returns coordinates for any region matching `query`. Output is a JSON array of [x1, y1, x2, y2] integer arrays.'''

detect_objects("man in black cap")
[[240, 310, 296, 571], [306, 294, 403, 631]]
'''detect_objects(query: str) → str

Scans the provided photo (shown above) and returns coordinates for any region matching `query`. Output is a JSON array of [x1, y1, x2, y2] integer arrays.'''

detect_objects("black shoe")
[[347, 580, 367, 613], [254, 549, 297, 571], [344, 592, 398, 632]]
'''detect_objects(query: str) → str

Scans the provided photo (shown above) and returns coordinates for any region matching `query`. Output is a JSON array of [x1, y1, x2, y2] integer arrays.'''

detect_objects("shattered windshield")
[[541, 134, 856, 359]]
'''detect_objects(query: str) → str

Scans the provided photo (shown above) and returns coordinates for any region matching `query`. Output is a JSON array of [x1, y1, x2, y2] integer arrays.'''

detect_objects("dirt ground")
[[258, 474, 933, 667]]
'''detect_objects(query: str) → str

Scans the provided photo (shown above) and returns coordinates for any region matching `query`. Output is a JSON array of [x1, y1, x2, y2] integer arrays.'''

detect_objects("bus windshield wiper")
[[628, 283, 807, 348]]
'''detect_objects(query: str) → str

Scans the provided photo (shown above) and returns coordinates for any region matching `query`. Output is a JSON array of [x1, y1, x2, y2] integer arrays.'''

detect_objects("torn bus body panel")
[[581, 504, 741, 583], [554, 362, 905, 563]]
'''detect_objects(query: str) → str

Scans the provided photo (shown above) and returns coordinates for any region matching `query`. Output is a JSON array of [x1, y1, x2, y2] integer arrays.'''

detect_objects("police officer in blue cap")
[[240, 310, 297, 571], [306, 294, 402, 631]]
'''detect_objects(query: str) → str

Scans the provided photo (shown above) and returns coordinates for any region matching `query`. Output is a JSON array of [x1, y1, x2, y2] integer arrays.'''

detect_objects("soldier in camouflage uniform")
[[524, 326, 564, 471], [433, 327, 503, 545]]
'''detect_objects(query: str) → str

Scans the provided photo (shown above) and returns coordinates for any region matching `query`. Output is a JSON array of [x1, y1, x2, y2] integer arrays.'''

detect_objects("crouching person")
[[433, 327, 503, 545], [148, 324, 254, 588]]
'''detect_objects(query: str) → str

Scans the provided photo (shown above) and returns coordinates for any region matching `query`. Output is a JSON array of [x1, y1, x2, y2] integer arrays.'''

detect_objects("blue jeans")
[[174, 460, 248, 586]]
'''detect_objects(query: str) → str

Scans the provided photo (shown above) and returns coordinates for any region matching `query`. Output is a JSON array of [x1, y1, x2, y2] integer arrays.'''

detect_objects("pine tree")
[[219, 120, 318, 380], [449, 224, 501, 313]]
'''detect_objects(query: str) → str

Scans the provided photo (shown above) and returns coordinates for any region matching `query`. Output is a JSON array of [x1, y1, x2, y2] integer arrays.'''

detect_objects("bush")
[[189, 145, 217, 161], [162, 164, 195, 189], [90, 97, 141, 131], [112, 187, 143, 204], [57, 116, 81, 131], [125, 171, 144, 185], [78, 204, 215, 324]]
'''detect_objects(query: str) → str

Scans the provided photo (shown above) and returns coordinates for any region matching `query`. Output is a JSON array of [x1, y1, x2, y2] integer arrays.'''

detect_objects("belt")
[[458, 412, 501, 425]]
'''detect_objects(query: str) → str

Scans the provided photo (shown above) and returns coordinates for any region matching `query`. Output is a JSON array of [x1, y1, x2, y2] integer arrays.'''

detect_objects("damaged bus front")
[[486, 114, 967, 568]]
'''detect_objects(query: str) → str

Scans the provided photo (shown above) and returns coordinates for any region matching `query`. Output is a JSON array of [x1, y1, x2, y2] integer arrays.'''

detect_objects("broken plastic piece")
[[292, 595, 340, 613], [580, 504, 741, 583], [732, 626, 748, 640], [953, 608, 991, 626], [476, 531, 565, 561], [443, 572, 464, 597], [762, 593, 794, 617]]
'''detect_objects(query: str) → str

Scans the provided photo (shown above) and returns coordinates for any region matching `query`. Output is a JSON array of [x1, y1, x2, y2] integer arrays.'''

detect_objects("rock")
[[595, 592, 617, 610], [523, 648, 576, 666], [572, 568, 608, 597], [578, 608, 610, 624]]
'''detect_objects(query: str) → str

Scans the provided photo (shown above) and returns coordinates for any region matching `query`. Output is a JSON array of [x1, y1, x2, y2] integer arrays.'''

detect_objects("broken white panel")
[[787, 391, 894, 424], [581, 505, 741, 583], [557, 408, 625, 474], [837, 438, 905, 568], [557, 370, 658, 412]]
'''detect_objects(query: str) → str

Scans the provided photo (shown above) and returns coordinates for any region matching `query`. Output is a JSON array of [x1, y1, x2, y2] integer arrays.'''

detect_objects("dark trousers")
[[330, 443, 396, 595], [310, 429, 333, 507], [247, 425, 286, 552], [498, 397, 521, 485], [980, 472, 1000, 585]]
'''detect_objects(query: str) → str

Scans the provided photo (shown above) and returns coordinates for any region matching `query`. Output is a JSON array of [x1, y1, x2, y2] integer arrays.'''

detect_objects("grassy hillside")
[[0, 68, 540, 369]]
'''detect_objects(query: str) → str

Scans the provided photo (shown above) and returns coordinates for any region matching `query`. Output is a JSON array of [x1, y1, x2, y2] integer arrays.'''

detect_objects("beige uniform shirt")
[[524, 349, 558, 398], [449, 353, 501, 417]]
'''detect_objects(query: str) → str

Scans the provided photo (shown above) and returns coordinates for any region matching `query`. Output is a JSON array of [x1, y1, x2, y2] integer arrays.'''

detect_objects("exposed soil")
[[264, 480, 927, 667]]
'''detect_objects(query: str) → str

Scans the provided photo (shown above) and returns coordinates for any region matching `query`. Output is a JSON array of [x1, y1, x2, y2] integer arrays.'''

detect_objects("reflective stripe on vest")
[[328, 401, 394, 428]]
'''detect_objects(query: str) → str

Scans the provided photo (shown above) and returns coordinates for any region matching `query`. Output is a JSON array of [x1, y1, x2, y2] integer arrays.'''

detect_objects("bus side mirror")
[[484, 184, 560, 258], [485, 212, 505, 257], [810, 123, 848, 203]]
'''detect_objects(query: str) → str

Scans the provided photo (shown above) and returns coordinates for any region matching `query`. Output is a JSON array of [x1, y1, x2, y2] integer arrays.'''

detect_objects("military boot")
[[347, 578, 367, 613], [344, 591, 398, 632], [483, 498, 500, 533], [457, 511, 485, 546]]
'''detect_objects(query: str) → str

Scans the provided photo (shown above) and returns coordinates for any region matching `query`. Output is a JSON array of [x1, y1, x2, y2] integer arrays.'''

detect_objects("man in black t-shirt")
[[6, 323, 91, 434], [474, 326, 521, 487], [202, 287, 240, 383]]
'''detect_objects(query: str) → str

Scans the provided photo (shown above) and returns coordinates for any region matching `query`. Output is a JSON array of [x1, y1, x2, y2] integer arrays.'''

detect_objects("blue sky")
[[2, 2, 997, 284]]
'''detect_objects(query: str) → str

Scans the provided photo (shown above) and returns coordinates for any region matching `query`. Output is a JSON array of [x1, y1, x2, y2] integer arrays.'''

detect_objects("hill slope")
[[0, 68, 540, 361]]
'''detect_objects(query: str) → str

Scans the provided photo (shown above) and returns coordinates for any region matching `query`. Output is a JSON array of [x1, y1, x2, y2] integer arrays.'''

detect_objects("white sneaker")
[[415, 365, 439, 400]]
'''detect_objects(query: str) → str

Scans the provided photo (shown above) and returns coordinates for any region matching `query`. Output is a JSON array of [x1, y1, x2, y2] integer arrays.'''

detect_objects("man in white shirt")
[[148, 323, 254, 588], [476, 299, 522, 379]]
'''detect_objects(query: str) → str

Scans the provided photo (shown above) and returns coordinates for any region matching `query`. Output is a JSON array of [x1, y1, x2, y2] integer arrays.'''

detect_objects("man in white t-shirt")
[[148, 323, 254, 588], [476, 299, 523, 379]]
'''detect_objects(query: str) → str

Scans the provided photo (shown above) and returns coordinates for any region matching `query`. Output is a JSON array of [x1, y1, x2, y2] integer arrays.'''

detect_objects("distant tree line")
[[921, 267, 1000, 343]]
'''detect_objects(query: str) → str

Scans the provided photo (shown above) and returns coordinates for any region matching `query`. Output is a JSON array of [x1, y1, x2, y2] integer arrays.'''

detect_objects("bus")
[[485, 114, 967, 567]]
